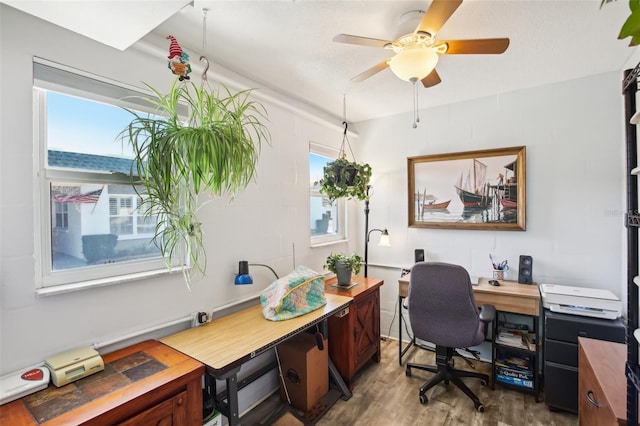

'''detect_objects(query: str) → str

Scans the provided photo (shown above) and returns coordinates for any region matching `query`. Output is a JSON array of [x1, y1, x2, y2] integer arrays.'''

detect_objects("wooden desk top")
[[0, 340, 203, 425], [324, 276, 384, 298], [160, 293, 352, 378], [398, 274, 540, 316]]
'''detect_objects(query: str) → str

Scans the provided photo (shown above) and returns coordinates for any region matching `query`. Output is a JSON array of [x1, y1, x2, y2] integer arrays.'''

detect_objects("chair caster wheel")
[[480, 379, 488, 386], [405, 367, 411, 377], [419, 394, 428, 405], [475, 403, 485, 412]]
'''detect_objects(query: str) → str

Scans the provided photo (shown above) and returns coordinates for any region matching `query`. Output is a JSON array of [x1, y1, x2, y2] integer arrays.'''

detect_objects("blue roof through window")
[[48, 150, 138, 175]]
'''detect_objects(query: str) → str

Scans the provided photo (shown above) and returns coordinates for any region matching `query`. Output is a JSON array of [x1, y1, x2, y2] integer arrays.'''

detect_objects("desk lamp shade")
[[378, 229, 391, 247], [235, 260, 253, 285]]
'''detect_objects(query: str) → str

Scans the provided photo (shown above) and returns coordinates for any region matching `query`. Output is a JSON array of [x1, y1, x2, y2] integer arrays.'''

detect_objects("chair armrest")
[[478, 304, 496, 323]]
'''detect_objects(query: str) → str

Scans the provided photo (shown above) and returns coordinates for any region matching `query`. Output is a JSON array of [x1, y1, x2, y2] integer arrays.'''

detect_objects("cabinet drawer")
[[544, 362, 578, 413], [545, 339, 577, 367], [545, 311, 625, 344]]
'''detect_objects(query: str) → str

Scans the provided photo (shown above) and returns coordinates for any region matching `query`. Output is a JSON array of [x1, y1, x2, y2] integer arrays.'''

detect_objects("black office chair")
[[405, 262, 495, 412]]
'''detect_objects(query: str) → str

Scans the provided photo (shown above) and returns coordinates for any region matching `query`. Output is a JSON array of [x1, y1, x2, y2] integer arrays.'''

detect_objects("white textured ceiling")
[[150, 0, 638, 122], [6, 0, 638, 123]]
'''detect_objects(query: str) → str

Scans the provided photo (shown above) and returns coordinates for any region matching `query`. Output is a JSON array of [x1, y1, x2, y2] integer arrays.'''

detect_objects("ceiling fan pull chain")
[[200, 8, 210, 82], [415, 82, 421, 126], [413, 81, 420, 129]]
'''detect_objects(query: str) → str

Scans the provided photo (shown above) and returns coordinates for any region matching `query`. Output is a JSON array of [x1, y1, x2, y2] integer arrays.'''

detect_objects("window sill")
[[310, 238, 349, 248], [36, 267, 180, 297]]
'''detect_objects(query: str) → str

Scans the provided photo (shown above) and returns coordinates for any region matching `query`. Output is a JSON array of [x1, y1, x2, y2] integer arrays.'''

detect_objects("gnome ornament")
[[166, 35, 191, 81]]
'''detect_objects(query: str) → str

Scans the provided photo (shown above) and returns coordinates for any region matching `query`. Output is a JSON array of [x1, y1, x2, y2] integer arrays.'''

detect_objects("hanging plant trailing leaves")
[[318, 156, 372, 203], [121, 80, 270, 289], [317, 121, 372, 203]]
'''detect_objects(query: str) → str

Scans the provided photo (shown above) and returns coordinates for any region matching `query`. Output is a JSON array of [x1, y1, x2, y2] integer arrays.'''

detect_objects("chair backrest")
[[408, 262, 485, 349]]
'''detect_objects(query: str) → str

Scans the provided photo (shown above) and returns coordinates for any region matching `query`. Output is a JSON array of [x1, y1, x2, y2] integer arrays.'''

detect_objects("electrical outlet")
[[195, 311, 209, 326]]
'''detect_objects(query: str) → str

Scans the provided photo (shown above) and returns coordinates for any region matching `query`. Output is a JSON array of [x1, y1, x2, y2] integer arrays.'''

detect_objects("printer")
[[540, 283, 622, 320]]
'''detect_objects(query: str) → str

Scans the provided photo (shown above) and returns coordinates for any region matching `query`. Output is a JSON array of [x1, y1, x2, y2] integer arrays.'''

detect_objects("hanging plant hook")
[[200, 8, 210, 83], [340, 95, 356, 160], [200, 56, 209, 81]]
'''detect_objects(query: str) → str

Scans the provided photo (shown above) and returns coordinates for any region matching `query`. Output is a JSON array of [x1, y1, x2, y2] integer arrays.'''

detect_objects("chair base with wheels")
[[406, 346, 488, 412]]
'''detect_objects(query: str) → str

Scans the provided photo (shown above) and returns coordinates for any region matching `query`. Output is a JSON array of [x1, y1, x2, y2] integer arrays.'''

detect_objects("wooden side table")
[[0, 340, 204, 425], [578, 337, 636, 425], [325, 276, 384, 390]]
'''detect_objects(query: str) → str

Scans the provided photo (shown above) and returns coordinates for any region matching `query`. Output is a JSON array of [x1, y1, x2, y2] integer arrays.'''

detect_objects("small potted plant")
[[324, 252, 363, 286]]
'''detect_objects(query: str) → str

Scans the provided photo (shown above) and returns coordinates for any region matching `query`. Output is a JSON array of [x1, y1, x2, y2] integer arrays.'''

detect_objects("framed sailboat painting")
[[408, 146, 526, 230]]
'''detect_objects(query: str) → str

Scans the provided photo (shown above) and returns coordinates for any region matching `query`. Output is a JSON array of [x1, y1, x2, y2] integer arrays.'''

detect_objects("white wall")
[[0, 4, 360, 407], [355, 71, 627, 340]]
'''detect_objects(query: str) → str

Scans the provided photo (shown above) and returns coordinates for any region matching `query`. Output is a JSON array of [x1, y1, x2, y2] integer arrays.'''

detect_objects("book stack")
[[495, 349, 534, 389], [496, 329, 534, 350]]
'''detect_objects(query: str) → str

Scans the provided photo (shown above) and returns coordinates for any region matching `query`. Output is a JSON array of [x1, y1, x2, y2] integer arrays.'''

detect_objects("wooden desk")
[[397, 273, 542, 399], [0, 340, 204, 425], [397, 274, 541, 362], [160, 293, 352, 426]]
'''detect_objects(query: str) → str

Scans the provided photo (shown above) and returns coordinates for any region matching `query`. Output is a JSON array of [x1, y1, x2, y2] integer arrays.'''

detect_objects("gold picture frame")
[[408, 146, 526, 230]]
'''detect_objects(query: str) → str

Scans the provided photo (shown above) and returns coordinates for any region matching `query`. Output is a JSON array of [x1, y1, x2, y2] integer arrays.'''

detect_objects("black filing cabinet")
[[544, 310, 625, 413]]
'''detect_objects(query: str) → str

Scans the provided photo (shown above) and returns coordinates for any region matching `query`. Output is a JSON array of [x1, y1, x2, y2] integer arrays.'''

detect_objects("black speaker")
[[415, 249, 425, 263], [518, 255, 533, 284]]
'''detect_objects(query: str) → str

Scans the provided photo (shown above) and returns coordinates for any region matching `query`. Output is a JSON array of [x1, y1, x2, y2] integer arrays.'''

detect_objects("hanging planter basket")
[[318, 122, 372, 203]]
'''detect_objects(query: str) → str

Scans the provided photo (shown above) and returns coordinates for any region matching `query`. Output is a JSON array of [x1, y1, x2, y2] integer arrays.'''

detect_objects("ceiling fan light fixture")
[[388, 45, 438, 82]]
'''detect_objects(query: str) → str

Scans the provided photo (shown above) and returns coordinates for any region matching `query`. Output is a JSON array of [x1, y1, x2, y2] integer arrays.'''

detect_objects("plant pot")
[[335, 262, 352, 286], [338, 164, 357, 186]]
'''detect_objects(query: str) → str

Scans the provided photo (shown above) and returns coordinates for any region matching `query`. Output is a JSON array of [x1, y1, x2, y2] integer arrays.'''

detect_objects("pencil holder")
[[492, 269, 504, 280]]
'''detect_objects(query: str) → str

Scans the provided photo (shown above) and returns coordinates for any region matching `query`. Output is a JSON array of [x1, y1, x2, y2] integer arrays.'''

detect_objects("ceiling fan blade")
[[333, 34, 392, 49], [421, 69, 441, 88], [439, 38, 510, 54], [352, 61, 390, 82], [415, 0, 463, 36]]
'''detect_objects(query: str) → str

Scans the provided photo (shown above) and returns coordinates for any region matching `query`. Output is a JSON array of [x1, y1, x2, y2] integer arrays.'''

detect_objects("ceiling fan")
[[333, 0, 509, 88]]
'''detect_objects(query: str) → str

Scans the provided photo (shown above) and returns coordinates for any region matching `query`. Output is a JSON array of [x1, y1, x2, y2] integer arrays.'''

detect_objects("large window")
[[34, 59, 170, 290], [309, 143, 346, 245]]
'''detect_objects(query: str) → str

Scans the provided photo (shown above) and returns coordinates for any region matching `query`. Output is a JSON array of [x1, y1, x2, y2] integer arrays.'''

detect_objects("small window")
[[309, 144, 346, 245]]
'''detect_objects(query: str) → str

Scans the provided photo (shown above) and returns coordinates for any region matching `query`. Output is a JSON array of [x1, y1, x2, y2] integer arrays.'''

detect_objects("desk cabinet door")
[[119, 390, 187, 426], [354, 289, 380, 370], [578, 346, 616, 426]]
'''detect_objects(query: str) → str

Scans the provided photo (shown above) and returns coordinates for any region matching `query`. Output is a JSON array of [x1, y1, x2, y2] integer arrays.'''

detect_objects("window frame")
[[309, 142, 348, 246], [32, 59, 176, 293]]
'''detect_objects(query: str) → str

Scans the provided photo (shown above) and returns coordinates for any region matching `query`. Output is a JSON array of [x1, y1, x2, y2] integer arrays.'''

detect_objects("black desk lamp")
[[234, 261, 279, 285]]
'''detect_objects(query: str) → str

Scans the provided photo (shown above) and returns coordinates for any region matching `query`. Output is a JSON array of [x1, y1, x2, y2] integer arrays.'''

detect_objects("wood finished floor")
[[242, 338, 578, 426]]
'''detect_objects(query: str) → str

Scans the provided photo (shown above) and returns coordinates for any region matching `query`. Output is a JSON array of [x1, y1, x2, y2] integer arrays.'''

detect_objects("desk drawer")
[[545, 361, 578, 413], [545, 339, 577, 367], [474, 292, 538, 316], [545, 311, 625, 344]]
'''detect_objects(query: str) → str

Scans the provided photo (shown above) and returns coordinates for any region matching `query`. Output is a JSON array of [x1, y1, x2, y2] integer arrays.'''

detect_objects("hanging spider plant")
[[121, 80, 270, 289]]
